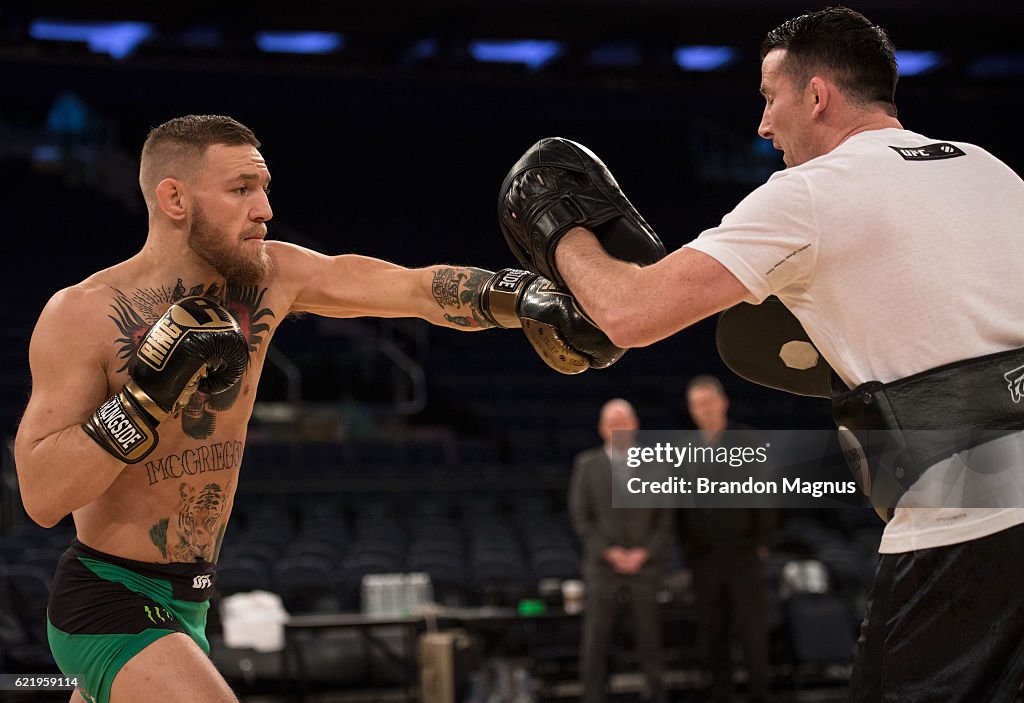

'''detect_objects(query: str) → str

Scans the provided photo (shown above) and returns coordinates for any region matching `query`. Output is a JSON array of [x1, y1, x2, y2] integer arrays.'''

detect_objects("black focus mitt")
[[716, 297, 834, 398], [498, 137, 666, 289]]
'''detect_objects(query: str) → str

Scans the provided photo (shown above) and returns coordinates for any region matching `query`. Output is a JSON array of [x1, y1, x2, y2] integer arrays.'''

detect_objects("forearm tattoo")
[[430, 267, 495, 329]]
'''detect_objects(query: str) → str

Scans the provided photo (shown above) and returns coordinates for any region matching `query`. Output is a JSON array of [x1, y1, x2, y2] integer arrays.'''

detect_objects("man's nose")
[[757, 108, 773, 141], [251, 191, 273, 222]]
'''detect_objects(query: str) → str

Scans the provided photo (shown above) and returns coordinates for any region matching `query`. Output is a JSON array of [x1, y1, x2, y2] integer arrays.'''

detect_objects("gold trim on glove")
[[481, 269, 537, 329], [125, 381, 167, 424], [521, 320, 589, 375]]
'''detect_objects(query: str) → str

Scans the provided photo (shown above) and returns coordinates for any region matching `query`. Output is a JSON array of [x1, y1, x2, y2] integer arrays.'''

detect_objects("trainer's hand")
[[498, 137, 666, 288], [83, 297, 250, 463], [478, 268, 625, 374]]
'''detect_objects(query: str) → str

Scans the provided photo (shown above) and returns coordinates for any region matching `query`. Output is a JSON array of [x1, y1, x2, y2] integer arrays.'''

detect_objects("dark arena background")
[[1, 1, 1022, 701]]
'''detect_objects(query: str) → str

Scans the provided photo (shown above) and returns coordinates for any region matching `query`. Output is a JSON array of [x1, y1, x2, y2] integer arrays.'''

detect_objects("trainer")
[[496, 7, 1024, 700]]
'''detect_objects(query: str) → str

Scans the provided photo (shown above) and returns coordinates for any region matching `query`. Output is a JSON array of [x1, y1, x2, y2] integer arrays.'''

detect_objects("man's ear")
[[155, 178, 187, 222], [809, 76, 830, 117]]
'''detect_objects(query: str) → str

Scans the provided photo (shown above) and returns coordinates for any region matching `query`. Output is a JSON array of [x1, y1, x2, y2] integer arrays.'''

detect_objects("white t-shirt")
[[686, 127, 1024, 552]]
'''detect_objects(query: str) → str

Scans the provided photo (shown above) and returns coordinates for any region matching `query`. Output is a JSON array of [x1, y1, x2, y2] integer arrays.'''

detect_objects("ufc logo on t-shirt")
[[888, 142, 966, 161]]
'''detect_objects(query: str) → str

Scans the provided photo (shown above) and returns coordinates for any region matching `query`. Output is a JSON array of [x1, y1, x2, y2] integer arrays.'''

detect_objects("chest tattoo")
[[108, 279, 275, 439]]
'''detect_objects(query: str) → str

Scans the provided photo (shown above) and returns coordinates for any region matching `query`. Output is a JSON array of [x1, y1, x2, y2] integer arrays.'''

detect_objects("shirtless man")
[[13, 114, 621, 703]]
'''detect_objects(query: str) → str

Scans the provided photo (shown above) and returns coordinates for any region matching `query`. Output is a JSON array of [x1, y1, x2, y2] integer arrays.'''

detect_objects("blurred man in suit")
[[679, 376, 775, 703], [570, 398, 673, 703]]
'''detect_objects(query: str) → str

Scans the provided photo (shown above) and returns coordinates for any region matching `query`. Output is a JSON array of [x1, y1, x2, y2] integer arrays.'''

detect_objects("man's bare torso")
[[73, 267, 288, 563]]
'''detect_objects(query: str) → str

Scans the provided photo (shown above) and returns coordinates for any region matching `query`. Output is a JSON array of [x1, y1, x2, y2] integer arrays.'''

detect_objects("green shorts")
[[46, 539, 216, 703]]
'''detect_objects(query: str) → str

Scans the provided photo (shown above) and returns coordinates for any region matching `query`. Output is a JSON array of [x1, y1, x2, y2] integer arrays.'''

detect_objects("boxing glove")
[[83, 296, 250, 463], [478, 268, 626, 374]]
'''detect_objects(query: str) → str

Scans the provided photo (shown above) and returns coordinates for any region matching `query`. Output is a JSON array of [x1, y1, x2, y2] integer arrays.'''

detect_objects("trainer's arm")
[[555, 227, 751, 348], [14, 290, 128, 527], [276, 242, 498, 329]]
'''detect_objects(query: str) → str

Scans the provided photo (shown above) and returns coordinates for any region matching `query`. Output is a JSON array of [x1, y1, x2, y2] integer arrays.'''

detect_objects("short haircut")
[[686, 375, 726, 398], [139, 114, 260, 211], [761, 6, 898, 116]]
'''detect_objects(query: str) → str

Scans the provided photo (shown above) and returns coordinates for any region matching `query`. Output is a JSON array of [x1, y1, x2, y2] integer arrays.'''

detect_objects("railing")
[[266, 344, 302, 407], [377, 319, 428, 416]]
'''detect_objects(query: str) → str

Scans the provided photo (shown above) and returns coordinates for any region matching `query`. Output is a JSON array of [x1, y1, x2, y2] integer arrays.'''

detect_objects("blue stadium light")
[[47, 91, 90, 135], [29, 19, 153, 59], [255, 31, 345, 55], [469, 40, 563, 70], [895, 50, 942, 76], [673, 45, 737, 72], [585, 41, 642, 67]]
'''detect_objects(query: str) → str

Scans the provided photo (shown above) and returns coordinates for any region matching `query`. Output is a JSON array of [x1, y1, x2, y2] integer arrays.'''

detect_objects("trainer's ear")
[[155, 178, 187, 222], [809, 76, 830, 118]]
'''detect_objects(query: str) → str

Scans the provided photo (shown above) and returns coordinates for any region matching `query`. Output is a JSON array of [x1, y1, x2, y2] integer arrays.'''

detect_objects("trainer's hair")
[[686, 375, 726, 398], [139, 114, 260, 212], [761, 6, 898, 117]]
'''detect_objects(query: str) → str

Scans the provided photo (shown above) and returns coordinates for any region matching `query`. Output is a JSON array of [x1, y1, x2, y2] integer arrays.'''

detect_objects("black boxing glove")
[[83, 296, 250, 463], [478, 268, 625, 374], [498, 137, 666, 288]]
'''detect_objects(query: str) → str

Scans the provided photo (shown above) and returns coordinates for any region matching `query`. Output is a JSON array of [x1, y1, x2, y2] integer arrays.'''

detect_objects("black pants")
[[850, 521, 1024, 702], [580, 570, 664, 703], [691, 551, 768, 703]]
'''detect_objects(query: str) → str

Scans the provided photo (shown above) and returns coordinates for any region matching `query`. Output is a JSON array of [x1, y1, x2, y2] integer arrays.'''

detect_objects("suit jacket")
[[569, 445, 675, 578], [676, 422, 777, 559]]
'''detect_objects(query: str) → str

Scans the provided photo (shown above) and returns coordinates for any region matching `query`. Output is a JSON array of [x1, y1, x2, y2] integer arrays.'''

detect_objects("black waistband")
[[69, 539, 217, 601], [832, 346, 1024, 457], [831, 345, 1024, 520]]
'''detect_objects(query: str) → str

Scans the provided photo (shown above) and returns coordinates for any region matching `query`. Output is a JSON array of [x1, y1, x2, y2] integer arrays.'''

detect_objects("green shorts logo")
[[144, 605, 173, 624]]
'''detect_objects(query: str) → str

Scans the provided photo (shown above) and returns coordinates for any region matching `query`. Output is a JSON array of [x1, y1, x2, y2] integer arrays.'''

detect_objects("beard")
[[187, 203, 271, 287]]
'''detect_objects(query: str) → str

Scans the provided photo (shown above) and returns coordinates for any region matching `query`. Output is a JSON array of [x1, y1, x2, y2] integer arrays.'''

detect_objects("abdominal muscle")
[[73, 418, 249, 564]]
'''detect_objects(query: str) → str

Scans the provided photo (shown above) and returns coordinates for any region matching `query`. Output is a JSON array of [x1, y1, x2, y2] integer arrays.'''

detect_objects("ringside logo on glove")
[[137, 297, 240, 371], [498, 137, 666, 288]]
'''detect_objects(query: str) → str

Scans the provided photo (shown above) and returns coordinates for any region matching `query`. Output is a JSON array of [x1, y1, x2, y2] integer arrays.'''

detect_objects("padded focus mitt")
[[498, 137, 666, 289], [716, 297, 834, 398]]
